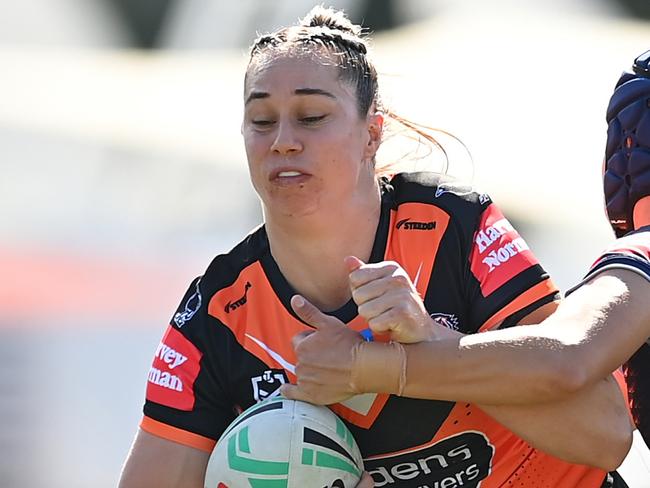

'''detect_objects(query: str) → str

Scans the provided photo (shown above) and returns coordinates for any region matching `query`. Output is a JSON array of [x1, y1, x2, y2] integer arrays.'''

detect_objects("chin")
[[265, 195, 320, 220]]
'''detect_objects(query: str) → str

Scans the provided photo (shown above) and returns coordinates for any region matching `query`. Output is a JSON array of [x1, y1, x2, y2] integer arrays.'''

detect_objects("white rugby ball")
[[205, 397, 363, 488]]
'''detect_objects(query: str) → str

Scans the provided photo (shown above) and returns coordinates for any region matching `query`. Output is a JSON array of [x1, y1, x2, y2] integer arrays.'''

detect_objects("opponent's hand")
[[280, 295, 363, 405], [356, 472, 374, 487], [346, 256, 438, 343]]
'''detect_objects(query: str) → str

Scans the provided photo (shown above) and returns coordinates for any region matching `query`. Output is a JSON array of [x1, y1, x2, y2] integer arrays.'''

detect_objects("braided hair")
[[247, 6, 378, 118], [245, 7, 468, 178]]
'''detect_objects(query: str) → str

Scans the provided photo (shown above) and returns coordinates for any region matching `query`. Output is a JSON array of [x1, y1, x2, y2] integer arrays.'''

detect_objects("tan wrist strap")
[[350, 341, 407, 396]]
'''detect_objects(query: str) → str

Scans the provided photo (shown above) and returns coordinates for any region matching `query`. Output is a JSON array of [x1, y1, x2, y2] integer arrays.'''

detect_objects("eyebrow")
[[245, 88, 336, 105], [295, 88, 336, 99]]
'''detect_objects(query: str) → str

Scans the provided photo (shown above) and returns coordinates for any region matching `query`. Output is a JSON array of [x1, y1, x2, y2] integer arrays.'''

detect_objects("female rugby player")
[[119, 8, 632, 488]]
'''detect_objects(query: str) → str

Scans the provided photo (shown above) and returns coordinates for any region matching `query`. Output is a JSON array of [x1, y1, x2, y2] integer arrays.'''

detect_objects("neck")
[[633, 196, 650, 229], [265, 180, 381, 311]]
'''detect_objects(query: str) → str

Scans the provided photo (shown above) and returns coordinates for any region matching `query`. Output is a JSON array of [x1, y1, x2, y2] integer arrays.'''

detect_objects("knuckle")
[[350, 266, 367, 282], [358, 303, 372, 318], [386, 261, 400, 272], [303, 308, 316, 322], [351, 287, 365, 304], [294, 364, 303, 377], [387, 307, 402, 320], [368, 316, 387, 332], [393, 274, 410, 287]]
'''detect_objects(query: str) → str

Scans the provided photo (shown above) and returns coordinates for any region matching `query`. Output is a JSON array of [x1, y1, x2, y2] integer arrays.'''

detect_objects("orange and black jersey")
[[142, 172, 611, 487], [569, 226, 650, 450]]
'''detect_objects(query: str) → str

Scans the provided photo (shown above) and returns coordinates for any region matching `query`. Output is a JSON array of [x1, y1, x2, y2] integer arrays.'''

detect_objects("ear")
[[364, 112, 384, 161]]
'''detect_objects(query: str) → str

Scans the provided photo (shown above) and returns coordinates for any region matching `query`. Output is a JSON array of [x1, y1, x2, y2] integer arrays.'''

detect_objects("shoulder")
[[170, 226, 268, 330], [389, 172, 489, 206], [387, 172, 495, 240], [200, 225, 269, 295]]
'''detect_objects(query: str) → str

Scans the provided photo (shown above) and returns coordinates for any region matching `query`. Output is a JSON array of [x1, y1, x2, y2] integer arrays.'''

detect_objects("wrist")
[[350, 341, 407, 395]]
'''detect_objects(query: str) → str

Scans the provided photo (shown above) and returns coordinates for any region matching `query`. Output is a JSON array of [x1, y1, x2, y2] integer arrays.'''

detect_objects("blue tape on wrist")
[[360, 328, 374, 342]]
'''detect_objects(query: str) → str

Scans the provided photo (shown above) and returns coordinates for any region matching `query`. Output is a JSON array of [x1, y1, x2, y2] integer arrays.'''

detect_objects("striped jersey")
[[141, 172, 612, 487]]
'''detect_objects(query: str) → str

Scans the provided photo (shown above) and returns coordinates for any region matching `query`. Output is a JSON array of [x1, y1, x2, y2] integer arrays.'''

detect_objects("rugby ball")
[[205, 397, 363, 488]]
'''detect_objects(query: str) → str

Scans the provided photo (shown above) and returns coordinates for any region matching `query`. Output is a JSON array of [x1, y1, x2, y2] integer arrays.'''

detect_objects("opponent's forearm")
[[399, 272, 643, 405], [479, 374, 633, 471], [354, 342, 633, 469], [353, 333, 571, 404], [400, 331, 575, 405]]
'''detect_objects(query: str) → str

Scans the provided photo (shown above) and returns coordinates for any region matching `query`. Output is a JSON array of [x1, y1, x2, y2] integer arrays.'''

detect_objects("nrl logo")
[[173, 279, 202, 328], [251, 369, 288, 403]]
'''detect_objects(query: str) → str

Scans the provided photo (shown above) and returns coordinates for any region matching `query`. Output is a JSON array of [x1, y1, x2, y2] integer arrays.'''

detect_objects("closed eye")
[[252, 119, 275, 127], [300, 115, 326, 124]]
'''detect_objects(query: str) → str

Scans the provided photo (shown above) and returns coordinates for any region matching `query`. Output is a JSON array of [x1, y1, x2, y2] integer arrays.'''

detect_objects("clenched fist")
[[346, 256, 439, 343]]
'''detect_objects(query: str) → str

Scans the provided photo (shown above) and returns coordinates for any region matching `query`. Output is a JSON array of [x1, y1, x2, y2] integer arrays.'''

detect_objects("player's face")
[[243, 54, 380, 219]]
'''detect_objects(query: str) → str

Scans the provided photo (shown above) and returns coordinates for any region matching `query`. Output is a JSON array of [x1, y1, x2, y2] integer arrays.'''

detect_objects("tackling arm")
[[400, 268, 650, 404]]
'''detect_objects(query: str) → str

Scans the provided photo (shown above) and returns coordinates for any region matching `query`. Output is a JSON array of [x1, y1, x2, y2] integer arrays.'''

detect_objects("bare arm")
[[118, 429, 210, 488], [403, 269, 650, 404], [409, 299, 634, 470], [479, 374, 632, 470], [284, 295, 634, 470]]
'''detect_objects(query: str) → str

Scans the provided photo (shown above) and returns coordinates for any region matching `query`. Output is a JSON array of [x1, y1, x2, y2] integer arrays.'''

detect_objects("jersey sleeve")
[[464, 200, 559, 332], [141, 276, 236, 452], [573, 230, 650, 291]]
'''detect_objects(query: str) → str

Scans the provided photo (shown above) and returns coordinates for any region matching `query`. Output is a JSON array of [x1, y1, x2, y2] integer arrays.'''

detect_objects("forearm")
[[479, 374, 633, 471], [401, 330, 574, 404], [401, 272, 645, 405], [355, 341, 633, 469]]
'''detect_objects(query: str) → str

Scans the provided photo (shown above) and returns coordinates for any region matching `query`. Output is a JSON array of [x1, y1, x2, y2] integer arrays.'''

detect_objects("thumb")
[[344, 255, 365, 272], [291, 295, 341, 330], [279, 383, 311, 402]]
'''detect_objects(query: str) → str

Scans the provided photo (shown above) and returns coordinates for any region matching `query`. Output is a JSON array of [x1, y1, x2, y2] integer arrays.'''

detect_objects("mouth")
[[277, 170, 303, 178], [269, 168, 312, 182]]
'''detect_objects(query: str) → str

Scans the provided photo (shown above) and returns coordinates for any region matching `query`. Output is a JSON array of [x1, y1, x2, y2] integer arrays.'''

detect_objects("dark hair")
[[247, 6, 377, 118], [246, 6, 470, 178]]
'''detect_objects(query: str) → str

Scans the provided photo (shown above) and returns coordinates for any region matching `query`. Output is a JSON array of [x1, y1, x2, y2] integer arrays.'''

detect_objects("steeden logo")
[[396, 218, 436, 231], [225, 282, 252, 313]]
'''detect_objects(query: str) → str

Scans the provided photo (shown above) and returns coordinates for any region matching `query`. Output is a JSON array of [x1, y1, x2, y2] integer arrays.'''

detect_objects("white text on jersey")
[[155, 342, 188, 369]]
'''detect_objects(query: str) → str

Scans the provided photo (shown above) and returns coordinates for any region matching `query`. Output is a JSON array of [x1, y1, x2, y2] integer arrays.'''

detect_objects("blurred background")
[[1, 0, 650, 486]]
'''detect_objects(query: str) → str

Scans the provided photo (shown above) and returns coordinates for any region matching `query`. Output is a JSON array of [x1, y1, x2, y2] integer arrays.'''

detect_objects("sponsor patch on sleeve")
[[470, 204, 538, 296], [146, 325, 202, 411]]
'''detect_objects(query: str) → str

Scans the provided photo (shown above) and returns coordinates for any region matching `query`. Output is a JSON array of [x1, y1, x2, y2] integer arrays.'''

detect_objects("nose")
[[270, 121, 302, 155]]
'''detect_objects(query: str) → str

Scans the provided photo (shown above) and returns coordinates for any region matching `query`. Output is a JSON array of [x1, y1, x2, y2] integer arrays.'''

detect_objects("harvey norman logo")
[[148, 342, 188, 392], [475, 218, 529, 272]]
